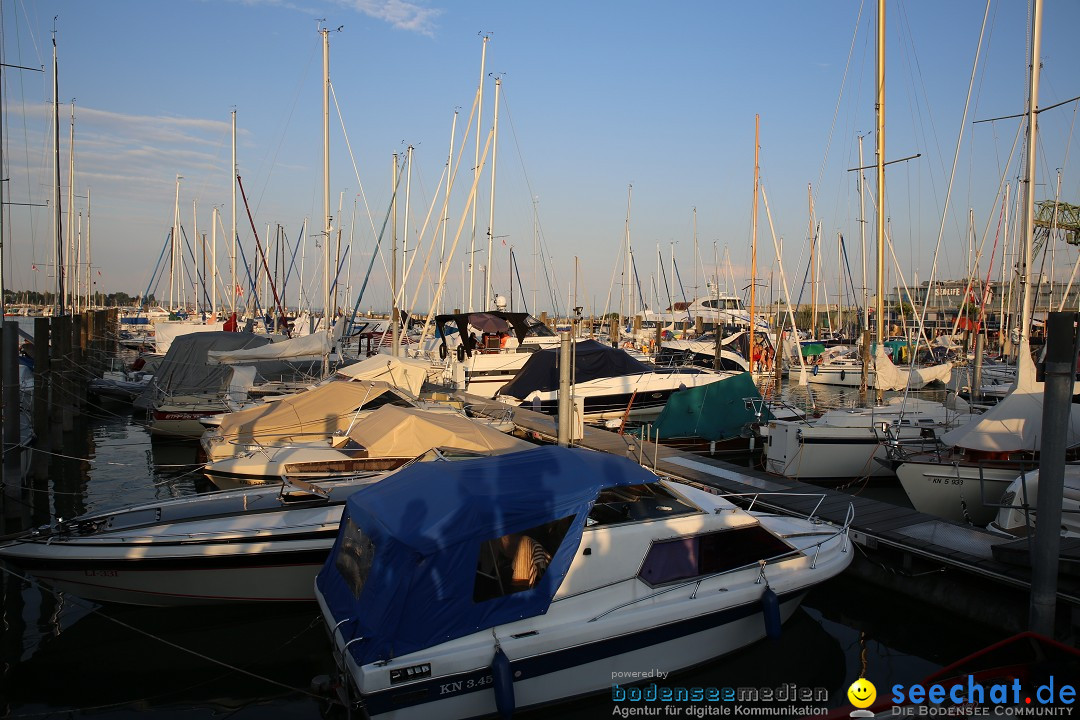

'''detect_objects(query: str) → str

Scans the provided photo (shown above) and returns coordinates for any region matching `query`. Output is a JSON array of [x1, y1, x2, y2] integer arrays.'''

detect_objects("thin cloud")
[[233, 0, 441, 35]]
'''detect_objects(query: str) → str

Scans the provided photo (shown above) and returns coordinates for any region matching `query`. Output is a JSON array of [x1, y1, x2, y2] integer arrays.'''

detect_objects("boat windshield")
[[586, 482, 698, 527], [523, 315, 557, 338]]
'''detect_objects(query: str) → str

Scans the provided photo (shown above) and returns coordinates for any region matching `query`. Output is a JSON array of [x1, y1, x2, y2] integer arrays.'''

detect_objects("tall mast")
[[749, 114, 760, 371], [1017, 0, 1043, 349], [172, 174, 182, 311], [625, 184, 633, 330], [874, 0, 886, 345], [391, 154, 400, 356], [439, 111, 457, 317], [211, 206, 218, 318], [468, 34, 489, 313], [858, 133, 869, 331], [53, 28, 64, 315], [231, 109, 237, 316], [67, 101, 75, 313], [321, 26, 331, 363], [485, 77, 501, 311], [85, 188, 91, 308], [402, 146, 413, 310], [808, 184, 816, 337], [193, 199, 200, 315]]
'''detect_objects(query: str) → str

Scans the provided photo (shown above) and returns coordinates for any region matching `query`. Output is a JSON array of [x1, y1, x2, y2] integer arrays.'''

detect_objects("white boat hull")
[[896, 460, 1022, 525], [323, 590, 806, 720]]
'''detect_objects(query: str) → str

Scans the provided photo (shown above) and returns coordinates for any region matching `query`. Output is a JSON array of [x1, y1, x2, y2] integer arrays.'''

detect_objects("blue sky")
[[3, 0, 1079, 317]]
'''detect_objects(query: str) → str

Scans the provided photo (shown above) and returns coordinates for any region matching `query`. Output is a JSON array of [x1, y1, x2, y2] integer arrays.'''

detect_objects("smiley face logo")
[[847, 678, 877, 709]]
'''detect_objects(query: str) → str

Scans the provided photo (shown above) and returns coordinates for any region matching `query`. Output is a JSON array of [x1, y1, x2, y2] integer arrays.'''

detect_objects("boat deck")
[[461, 393, 1080, 609]]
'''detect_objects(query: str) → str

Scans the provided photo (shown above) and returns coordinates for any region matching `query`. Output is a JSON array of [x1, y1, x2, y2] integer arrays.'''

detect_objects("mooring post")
[[58, 316, 73, 432], [2, 321, 22, 487], [1029, 311, 1074, 638], [73, 313, 86, 409], [557, 331, 571, 448]]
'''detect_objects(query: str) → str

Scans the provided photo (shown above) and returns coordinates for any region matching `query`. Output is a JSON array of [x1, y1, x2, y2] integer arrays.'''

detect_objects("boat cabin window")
[[637, 526, 795, 588], [586, 483, 698, 527], [473, 516, 575, 602], [335, 518, 376, 599], [523, 315, 556, 337]]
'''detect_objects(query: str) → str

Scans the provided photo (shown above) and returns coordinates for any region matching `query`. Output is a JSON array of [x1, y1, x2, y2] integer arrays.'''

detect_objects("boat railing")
[[587, 505, 853, 623]]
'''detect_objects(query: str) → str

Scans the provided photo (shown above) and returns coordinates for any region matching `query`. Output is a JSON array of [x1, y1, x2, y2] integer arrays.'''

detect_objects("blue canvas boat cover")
[[497, 339, 652, 400], [316, 445, 657, 666]]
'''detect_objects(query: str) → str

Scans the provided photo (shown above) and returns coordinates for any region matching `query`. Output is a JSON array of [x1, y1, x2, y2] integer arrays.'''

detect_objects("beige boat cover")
[[215, 380, 408, 442], [336, 354, 429, 397], [941, 340, 1080, 452], [348, 405, 534, 457]]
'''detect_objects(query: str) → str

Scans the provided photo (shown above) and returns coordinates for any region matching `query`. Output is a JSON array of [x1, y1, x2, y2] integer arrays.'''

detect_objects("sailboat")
[[890, 0, 1080, 525]]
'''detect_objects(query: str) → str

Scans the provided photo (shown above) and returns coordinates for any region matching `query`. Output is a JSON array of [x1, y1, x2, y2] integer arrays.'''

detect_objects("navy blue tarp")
[[316, 446, 657, 666], [497, 339, 651, 400]]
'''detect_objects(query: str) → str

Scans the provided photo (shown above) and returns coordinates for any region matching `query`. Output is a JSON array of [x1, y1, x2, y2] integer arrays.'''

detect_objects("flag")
[[32, 264, 38, 271], [235, 284, 243, 296]]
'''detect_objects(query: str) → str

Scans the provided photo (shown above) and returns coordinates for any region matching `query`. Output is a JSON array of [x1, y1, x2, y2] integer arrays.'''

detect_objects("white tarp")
[[336, 354, 429, 397], [207, 331, 330, 365], [153, 320, 225, 354], [941, 340, 1080, 452], [873, 345, 953, 392]]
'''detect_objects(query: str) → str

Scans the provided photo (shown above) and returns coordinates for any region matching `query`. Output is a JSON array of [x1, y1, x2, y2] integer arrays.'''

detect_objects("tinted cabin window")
[[335, 518, 376, 599], [638, 526, 794, 587], [473, 516, 574, 602]]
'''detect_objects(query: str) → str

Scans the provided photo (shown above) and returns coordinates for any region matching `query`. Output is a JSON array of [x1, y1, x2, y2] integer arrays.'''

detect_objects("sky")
[[2, 0, 1080, 318]]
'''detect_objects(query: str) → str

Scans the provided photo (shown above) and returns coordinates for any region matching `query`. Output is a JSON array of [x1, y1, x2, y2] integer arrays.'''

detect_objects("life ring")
[[439, 343, 448, 360], [456, 344, 466, 362], [840, 369, 846, 381]]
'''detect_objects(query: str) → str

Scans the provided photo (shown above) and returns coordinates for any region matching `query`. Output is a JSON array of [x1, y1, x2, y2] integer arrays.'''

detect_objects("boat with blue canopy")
[[316, 445, 853, 719]]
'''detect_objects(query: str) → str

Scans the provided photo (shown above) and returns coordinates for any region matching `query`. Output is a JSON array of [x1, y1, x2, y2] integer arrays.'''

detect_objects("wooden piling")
[[32, 317, 50, 441]]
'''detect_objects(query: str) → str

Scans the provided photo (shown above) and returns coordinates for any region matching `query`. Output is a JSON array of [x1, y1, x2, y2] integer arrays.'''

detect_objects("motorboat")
[[988, 466, 1080, 539], [315, 445, 852, 720], [200, 379, 417, 463], [203, 405, 534, 489], [0, 475, 377, 606], [0, 436, 537, 606], [763, 395, 973, 481], [419, 311, 560, 398], [496, 339, 738, 423]]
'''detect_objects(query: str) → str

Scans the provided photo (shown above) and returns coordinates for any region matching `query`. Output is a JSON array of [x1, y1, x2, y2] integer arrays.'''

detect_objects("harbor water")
[[0, 323, 1014, 718]]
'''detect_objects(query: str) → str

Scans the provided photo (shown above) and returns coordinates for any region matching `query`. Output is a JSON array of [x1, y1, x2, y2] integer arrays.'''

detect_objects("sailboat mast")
[[485, 77, 501, 312], [231, 110, 237, 317], [749, 114, 760, 372], [1017, 0, 1043, 348], [875, 0, 886, 345], [211, 206, 218, 318], [858, 133, 869, 331], [172, 174, 182, 311], [321, 26, 331, 359], [52, 29, 64, 315], [468, 34, 489, 313], [67, 101, 75, 314], [625, 184, 633, 333], [392, 154, 400, 356]]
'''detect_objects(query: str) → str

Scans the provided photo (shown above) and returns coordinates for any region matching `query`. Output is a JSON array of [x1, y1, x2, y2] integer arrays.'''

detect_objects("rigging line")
[[347, 159, 407, 334], [815, 0, 865, 191], [913, 0, 991, 342], [250, 38, 318, 218], [499, 85, 562, 314], [327, 81, 391, 293]]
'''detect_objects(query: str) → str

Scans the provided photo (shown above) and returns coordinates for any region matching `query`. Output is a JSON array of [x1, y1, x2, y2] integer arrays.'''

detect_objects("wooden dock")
[[462, 393, 1080, 632]]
